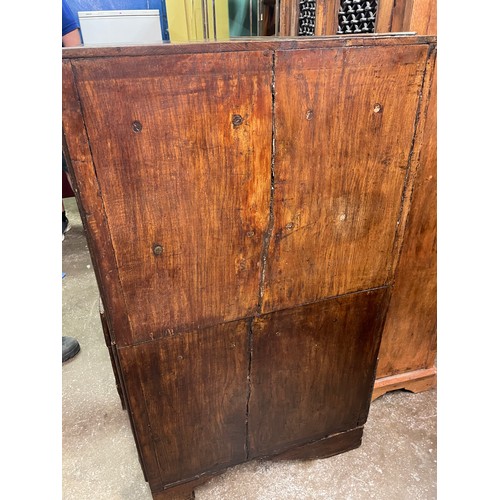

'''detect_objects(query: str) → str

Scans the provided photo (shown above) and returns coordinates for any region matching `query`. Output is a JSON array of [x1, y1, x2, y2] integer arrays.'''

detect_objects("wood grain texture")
[[62, 60, 134, 346], [315, 0, 341, 36], [62, 35, 437, 60], [278, 0, 299, 36], [118, 320, 249, 488], [261, 44, 430, 313], [248, 288, 390, 458], [372, 367, 437, 401], [404, 0, 437, 35], [71, 52, 272, 346], [376, 56, 436, 380], [390, 0, 409, 32], [375, 0, 395, 33], [99, 305, 126, 410], [61, 36, 438, 496], [270, 426, 363, 461]]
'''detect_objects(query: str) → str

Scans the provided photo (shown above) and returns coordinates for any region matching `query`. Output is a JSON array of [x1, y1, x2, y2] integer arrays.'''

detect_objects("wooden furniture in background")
[[63, 34, 436, 498], [279, 0, 436, 36]]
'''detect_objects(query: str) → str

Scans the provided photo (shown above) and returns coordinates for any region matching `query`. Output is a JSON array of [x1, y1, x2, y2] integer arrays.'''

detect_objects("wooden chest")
[[62, 34, 436, 499]]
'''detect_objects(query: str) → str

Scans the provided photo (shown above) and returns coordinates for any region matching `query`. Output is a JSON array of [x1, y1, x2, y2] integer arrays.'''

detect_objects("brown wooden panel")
[[271, 427, 363, 461], [62, 36, 437, 61], [375, 0, 394, 32], [279, 0, 299, 36], [315, 0, 341, 36], [390, 0, 408, 32], [248, 287, 390, 458], [261, 44, 429, 313], [62, 60, 134, 345], [118, 320, 249, 488], [404, 0, 437, 35], [376, 58, 436, 379], [70, 52, 272, 346]]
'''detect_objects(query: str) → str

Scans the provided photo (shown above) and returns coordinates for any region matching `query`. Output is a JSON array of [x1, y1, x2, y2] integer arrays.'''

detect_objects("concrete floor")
[[62, 196, 437, 500]]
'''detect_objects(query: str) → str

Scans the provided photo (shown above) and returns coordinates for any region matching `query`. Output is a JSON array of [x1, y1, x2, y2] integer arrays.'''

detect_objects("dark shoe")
[[63, 336, 80, 363], [62, 214, 71, 241]]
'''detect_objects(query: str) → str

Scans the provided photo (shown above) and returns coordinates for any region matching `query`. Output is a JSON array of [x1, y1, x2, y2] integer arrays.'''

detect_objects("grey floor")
[[62, 196, 437, 500]]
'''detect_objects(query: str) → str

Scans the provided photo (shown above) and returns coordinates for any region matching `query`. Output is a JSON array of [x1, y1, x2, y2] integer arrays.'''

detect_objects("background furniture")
[[63, 34, 436, 498]]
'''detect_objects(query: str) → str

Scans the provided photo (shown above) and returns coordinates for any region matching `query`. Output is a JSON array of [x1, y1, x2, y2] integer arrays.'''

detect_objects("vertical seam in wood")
[[69, 62, 133, 344], [113, 348, 150, 481], [386, 44, 435, 284], [389, 0, 397, 31], [245, 317, 254, 459], [257, 51, 277, 312], [118, 347, 164, 488]]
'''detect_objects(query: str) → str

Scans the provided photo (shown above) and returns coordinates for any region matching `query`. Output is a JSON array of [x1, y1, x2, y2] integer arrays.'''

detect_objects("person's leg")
[[62, 154, 71, 240], [62, 152, 79, 361]]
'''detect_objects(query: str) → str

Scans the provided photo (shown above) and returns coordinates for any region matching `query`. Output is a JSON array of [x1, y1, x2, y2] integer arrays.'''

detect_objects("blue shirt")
[[62, 0, 80, 36]]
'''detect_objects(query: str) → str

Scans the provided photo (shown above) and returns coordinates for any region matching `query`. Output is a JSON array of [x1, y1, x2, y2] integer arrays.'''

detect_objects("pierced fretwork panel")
[[298, 0, 317, 36], [338, 0, 378, 34]]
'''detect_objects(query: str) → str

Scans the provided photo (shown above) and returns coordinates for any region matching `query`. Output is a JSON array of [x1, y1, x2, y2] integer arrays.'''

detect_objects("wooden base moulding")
[[372, 367, 437, 401]]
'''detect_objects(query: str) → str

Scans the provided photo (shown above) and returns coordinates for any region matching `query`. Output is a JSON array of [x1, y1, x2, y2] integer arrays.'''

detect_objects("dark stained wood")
[[261, 44, 430, 313], [249, 288, 390, 458], [61, 36, 437, 497], [98, 303, 126, 410], [271, 426, 363, 461], [376, 54, 436, 382], [117, 320, 249, 488], [70, 51, 272, 346]]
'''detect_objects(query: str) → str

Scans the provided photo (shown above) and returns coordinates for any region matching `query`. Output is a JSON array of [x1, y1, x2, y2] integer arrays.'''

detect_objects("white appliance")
[[78, 9, 163, 46]]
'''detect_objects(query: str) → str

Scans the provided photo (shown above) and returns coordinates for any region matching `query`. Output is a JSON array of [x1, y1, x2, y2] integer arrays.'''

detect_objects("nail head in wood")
[[232, 114, 244, 127]]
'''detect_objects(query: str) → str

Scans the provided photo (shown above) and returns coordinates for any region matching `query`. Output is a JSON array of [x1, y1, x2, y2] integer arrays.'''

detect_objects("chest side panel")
[[71, 51, 272, 346]]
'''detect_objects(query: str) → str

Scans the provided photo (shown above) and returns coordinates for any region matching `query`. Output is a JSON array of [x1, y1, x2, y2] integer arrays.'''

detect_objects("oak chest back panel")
[[63, 35, 436, 498]]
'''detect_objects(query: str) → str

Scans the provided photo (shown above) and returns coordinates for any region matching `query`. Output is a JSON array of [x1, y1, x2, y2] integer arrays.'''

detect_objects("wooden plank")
[[315, 0, 341, 36], [271, 426, 363, 461], [372, 367, 437, 401], [404, 0, 437, 35], [62, 60, 133, 345], [62, 34, 437, 60], [98, 304, 126, 410], [375, 0, 394, 32], [118, 320, 249, 488], [376, 55, 437, 380], [261, 43, 430, 313], [248, 288, 390, 458], [278, 0, 299, 36], [70, 51, 272, 346], [390, 0, 409, 32]]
